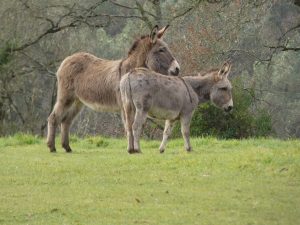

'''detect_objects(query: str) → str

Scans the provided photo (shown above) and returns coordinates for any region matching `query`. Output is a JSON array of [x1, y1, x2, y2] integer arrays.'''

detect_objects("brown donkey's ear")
[[157, 25, 170, 39], [218, 62, 232, 79], [150, 25, 159, 44]]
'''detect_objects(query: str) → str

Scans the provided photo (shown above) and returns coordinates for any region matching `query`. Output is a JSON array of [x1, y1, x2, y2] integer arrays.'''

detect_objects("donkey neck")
[[121, 50, 148, 74], [183, 73, 215, 104]]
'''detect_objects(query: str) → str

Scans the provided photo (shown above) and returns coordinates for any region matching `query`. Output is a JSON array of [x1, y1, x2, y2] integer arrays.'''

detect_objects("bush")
[[0, 41, 16, 67], [173, 78, 272, 139], [0, 133, 41, 147]]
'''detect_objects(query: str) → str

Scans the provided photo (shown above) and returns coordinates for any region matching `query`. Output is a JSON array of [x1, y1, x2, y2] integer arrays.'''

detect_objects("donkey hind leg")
[[61, 101, 82, 153], [123, 102, 135, 153], [180, 115, 193, 152], [47, 101, 68, 152], [120, 108, 127, 137], [132, 109, 147, 153], [159, 120, 174, 153]]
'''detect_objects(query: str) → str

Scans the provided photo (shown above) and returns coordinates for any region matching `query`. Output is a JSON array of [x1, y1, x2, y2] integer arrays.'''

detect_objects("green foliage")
[[0, 136, 300, 225], [0, 41, 16, 67], [253, 109, 273, 137], [253, 48, 300, 138], [85, 136, 110, 148], [0, 133, 41, 147], [173, 78, 272, 139]]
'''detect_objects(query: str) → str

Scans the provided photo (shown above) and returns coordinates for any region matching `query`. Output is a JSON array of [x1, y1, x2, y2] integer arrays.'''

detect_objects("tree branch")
[[109, 0, 138, 10], [135, 1, 154, 29], [169, 7, 194, 22], [10, 1, 109, 52], [264, 45, 300, 52], [12, 22, 78, 52], [20, 52, 57, 77]]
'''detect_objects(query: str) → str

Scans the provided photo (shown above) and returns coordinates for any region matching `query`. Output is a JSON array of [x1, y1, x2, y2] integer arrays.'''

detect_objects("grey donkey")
[[120, 62, 233, 153]]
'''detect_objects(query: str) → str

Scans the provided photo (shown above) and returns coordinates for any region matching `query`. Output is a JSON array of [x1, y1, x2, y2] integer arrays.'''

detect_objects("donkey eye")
[[158, 48, 165, 53], [220, 87, 228, 91]]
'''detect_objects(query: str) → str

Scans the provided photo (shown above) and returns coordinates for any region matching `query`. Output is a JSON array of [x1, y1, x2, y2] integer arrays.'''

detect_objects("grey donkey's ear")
[[150, 25, 159, 44], [157, 25, 170, 39], [218, 62, 232, 79]]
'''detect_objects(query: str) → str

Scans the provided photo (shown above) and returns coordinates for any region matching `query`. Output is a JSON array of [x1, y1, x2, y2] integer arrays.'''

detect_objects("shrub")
[[0, 133, 41, 147], [0, 41, 16, 67], [173, 78, 272, 139]]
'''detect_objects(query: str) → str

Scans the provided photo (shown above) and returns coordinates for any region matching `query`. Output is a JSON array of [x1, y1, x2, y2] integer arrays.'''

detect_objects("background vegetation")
[[0, 0, 299, 139]]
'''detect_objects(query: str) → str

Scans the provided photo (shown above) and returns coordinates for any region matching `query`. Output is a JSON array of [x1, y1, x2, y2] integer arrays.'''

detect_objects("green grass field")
[[0, 134, 299, 225]]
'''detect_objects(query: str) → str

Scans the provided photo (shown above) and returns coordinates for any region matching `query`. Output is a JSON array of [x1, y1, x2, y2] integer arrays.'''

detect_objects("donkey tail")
[[120, 72, 135, 117]]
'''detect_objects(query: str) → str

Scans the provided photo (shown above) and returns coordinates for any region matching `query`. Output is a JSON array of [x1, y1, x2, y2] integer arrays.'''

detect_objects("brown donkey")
[[47, 25, 180, 152], [120, 62, 233, 153]]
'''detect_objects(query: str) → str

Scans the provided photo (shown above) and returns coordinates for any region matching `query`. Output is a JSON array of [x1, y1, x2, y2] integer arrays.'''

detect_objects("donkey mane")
[[200, 68, 219, 76], [128, 35, 149, 55], [181, 68, 219, 78]]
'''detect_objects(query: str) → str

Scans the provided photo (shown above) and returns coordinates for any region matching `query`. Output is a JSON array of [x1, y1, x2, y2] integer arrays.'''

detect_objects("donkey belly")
[[76, 86, 120, 112], [79, 98, 120, 112], [148, 107, 180, 121], [67, 53, 122, 113], [146, 91, 183, 120]]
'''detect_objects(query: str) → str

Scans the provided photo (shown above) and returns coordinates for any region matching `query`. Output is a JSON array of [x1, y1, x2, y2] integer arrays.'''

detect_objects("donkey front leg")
[[132, 109, 147, 153], [47, 102, 66, 153], [61, 102, 82, 153], [159, 120, 174, 153], [180, 115, 193, 152]]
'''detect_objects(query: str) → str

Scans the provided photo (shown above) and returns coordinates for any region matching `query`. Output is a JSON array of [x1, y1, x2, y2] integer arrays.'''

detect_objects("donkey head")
[[128, 25, 180, 76], [210, 62, 233, 112]]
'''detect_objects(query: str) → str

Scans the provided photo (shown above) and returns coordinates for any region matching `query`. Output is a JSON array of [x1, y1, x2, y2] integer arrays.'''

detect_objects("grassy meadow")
[[0, 134, 299, 225]]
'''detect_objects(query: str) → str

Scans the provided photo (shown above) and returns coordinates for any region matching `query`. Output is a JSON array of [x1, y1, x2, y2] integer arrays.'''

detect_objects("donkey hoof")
[[128, 148, 135, 154], [186, 147, 192, 152], [159, 149, 165, 154], [134, 149, 142, 154], [65, 149, 72, 153], [49, 148, 57, 153], [128, 149, 141, 154], [47, 143, 56, 153], [62, 144, 73, 153]]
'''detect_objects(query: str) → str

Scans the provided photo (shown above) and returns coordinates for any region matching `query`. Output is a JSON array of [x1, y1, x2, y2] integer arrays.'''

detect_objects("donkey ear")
[[150, 25, 159, 44], [157, 25, 170, 39], [218, 62, 232, 79]]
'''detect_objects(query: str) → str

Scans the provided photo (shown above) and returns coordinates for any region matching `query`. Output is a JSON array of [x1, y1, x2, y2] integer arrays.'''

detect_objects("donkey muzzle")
[[223, 99, 233, 112], [224, 105, 233, 112], [168, 60, 180, 76]]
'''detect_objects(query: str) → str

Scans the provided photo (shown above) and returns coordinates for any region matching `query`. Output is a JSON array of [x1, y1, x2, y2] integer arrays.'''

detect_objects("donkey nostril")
[[170, 66, 180, 76], [173, 67, 179, 76], [227, 106, 233, 112]]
